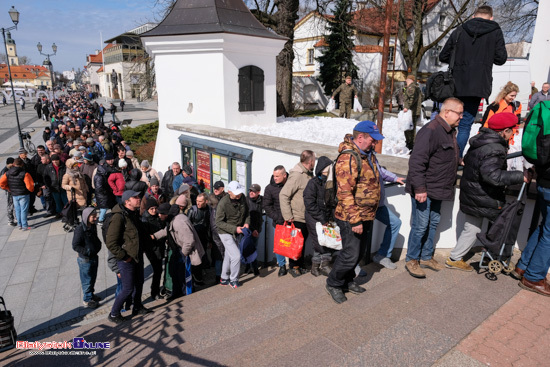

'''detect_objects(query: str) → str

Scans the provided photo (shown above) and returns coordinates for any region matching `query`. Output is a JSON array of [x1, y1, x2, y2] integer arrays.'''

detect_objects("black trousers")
[[288, 221, 309, 268], [327, 220, 373, 288]]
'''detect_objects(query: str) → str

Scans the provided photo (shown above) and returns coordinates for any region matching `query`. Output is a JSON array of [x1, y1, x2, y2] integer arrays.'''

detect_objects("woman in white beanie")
[[140, 160, 160, 186]]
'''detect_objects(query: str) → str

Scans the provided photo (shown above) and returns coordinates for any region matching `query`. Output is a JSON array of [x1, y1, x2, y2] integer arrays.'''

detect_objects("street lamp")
[[37, 41, 57, 90], [1, 5, 23, 148]]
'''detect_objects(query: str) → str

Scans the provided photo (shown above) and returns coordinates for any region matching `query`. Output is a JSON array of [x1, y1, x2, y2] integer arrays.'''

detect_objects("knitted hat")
[[158, 203, 171, 215], [118, 160, 128, 168], [105, 153, 114, 160], [50, 154, 60, 161], [140, 160, 150, 168], [182, 165, 192, 175], [145, 197, 158, 210], [150, 177, 160, 186], [175, 194, 188, 207]]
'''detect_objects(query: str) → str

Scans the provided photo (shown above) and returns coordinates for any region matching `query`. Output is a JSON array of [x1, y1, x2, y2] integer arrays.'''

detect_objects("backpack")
[[426, 27, 462, 103], [324, 149, 362, 211], [522, 101, 550, 166], [101, 211, 126, 244]]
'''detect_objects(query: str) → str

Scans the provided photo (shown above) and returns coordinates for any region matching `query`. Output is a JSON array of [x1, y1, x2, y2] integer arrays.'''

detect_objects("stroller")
[[61, 189, 80, 233], [476, 182, 527, 280]]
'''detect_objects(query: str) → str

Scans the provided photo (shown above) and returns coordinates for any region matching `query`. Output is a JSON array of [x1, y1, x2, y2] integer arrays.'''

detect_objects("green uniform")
[[332, 82, 358, 118], [403, 82, 421, 150]]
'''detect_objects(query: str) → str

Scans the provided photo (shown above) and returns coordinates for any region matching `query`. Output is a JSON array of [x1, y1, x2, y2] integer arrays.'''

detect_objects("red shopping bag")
[[273, 222, 304, 261]]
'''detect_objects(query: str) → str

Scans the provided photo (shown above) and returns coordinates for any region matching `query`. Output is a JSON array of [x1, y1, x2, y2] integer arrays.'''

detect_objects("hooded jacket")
[[215, 194, 250, 235], [334, 135, 381, 224], [246, 194, 263, 233], [93, 164, 115, 209], [263, 175, 286, 228], [280, 162, 313, 223], [304, 156, 333, 227], [72, 208, 102, 260], [125, 168, 148, 198], [439, 18, 507, 99], [460, 128, 524, 220], [105, 203, 142, 262], [62, 159, 88, 207]]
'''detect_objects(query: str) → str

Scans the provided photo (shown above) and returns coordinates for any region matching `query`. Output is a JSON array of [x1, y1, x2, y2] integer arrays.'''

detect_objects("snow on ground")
[[240, 114, 522, 164]]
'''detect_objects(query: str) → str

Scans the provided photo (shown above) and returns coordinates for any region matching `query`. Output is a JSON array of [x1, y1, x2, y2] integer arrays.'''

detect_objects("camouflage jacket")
[[334, 134, 381, 224], [332, 83, 358, 104], [403, 82, 422, 116]]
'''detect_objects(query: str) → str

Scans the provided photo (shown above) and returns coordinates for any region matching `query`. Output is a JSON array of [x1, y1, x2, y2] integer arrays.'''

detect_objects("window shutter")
[[251, 66, 264, 111], [238, 66, 252, 112]]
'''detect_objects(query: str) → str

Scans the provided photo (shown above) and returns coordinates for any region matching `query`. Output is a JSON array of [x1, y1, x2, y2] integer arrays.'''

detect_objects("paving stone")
[[30, 267, 59, 292], [433, 349, 487, 367], [18, 245, 44, 264], [0, 235, 8, 251], [7, 228, 30, 242], [37, 249, 63, 269], [21, 291, 55, 323], [0, 275, 8, 294], [25, 232, 49, 246], [0, 255, 18, 277], [0, 239, 25, 259], [8, 260, 39, 285], [43, 235, 66, 251]]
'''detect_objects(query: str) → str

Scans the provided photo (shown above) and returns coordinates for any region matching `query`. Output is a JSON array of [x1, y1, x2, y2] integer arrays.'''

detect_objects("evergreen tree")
[[317, 0, 358, 96]]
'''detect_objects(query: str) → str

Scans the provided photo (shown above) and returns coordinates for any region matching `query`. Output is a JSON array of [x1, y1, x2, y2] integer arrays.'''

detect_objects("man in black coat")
[[439, 5, 507, 157], [263, 165, 288, 276], [187, 192, 210, 285], [245, 184, 263, 276], [161, 162, 182, 199], [446, 113, 524, 272]]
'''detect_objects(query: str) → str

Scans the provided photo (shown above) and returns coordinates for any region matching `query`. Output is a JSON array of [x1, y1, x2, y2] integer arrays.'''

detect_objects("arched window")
[[238, 65, 264, 112]]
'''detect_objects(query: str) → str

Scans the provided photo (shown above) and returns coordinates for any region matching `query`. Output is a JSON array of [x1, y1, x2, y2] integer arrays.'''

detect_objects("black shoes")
[[132, 307, 153, 316], [289, 267, 302, 278], [278, 266, 287, 277], [325, 284, 347, 304], [108, 314, 126, 324], [345, 282, 366, 295]]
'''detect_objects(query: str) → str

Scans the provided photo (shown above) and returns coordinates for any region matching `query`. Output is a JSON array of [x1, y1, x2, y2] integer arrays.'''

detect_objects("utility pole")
[[375, 0, 393, 153]]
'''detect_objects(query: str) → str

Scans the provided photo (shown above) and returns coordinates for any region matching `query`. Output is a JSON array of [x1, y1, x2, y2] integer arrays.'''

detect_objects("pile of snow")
[[241, 115, 415, 157]]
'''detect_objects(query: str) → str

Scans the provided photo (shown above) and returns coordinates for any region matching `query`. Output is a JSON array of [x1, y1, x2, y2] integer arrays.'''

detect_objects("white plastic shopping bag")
[[315, 222, 343, 250], [353, 97, 363, 112], [397, 110, 413, 131], [326, 99, 336, 113]]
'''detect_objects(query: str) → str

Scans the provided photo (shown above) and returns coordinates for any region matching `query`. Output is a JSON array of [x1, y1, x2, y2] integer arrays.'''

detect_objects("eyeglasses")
[[449, 110, 464, 117]]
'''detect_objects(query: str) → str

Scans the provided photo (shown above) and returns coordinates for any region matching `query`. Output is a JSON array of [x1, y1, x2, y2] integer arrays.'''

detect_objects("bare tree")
[[19, 56, 32, 65], [491, 0, 538, 42]]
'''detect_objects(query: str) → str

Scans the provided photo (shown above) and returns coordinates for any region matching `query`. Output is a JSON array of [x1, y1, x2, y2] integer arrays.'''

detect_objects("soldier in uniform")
[[331, 76, 358, 118], [403, 75, 422, 151], [325, 120, 382, 304]]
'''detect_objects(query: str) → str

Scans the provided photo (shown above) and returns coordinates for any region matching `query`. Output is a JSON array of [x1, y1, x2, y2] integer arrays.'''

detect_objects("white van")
[[484, 57, 531, 118]]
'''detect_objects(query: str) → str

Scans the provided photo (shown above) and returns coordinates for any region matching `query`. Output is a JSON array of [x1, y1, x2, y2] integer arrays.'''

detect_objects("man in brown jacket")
[[331, 76, 358, 118], [404, 97, 462, 279], [326, 121, 382, 304], [280, 150, 315, 277]]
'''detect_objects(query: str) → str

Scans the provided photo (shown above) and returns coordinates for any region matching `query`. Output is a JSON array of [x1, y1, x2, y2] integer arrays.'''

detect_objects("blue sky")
[[0, 0, 161, 72]]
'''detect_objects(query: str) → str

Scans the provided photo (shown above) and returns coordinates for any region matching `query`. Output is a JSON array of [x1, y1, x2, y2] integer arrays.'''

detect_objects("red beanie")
[[487, 112, 518, 131]]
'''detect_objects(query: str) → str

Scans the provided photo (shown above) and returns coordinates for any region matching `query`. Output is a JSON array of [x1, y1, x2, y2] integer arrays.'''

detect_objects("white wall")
[[530, 0, 550, 85]]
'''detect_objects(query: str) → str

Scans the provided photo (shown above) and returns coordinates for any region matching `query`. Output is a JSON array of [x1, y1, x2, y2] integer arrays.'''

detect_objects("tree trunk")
[[274, 0, 299, 116]]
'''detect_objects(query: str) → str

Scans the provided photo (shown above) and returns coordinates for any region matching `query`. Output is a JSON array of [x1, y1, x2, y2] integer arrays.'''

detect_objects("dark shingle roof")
[[141, 0, 286, 40]]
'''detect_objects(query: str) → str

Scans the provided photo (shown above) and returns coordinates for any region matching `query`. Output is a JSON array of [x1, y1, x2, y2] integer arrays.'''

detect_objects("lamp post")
[[37, 41, 57, 91], [1, 6, 23, 148]]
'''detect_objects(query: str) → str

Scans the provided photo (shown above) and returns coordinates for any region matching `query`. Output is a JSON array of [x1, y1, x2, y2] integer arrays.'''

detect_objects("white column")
[[530, 1, 550, 85]]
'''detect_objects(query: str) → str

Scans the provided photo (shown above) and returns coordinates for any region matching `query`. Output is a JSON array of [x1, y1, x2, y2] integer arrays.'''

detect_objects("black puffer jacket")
[[246, 195, 263, 233], [72, 208, 102, 260], [263, 175, 286, 228], [460, 128, 524, 220], [304, 156, 333, 253], [94, 164, 115, 209], [439, 18, 507, 99], [125, 169, 148, 198]]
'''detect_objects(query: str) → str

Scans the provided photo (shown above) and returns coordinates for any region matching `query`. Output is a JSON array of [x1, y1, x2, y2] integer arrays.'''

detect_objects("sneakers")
[[229, 280, 240, 289], [20, 227, 31, 231], [83, 300, 99, 309], [7, 221, 17, 227], [420, 257, 445, 271], [220, 278, 230, 286], [325, 284, 347, 304], [406, 260, 426, 278], [445, 257, 473, 272], [108, 313, 126, 324], [278, 266, 287, 277], [373, 253, 397, 270]]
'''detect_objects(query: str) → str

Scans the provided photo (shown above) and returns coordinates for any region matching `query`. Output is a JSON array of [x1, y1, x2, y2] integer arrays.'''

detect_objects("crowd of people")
[[2, 5, 550, 326]]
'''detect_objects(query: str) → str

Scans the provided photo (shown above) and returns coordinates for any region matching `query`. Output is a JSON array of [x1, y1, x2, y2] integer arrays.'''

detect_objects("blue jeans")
[[77, 256, 98, 302], [519, 186, 550, 281], [99, 208, 107, 222], [13, 194, 30, 228], [457, 97, 481, 157], [376, 205, 402, 258], [275, 254, 286, 267], [406, 196, 442, 262]]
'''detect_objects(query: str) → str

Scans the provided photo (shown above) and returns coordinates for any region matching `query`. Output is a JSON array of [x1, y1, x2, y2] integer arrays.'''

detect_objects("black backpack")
[[426, 27, 462, 103], [324, 149, 362, 211]]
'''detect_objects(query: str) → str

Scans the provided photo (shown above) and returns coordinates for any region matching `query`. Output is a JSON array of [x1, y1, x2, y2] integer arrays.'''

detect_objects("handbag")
[[426, 27, 462, 103], [315, 222, 343, 250], [273, 222, 304, 261], [0, 297, 17, 352]]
